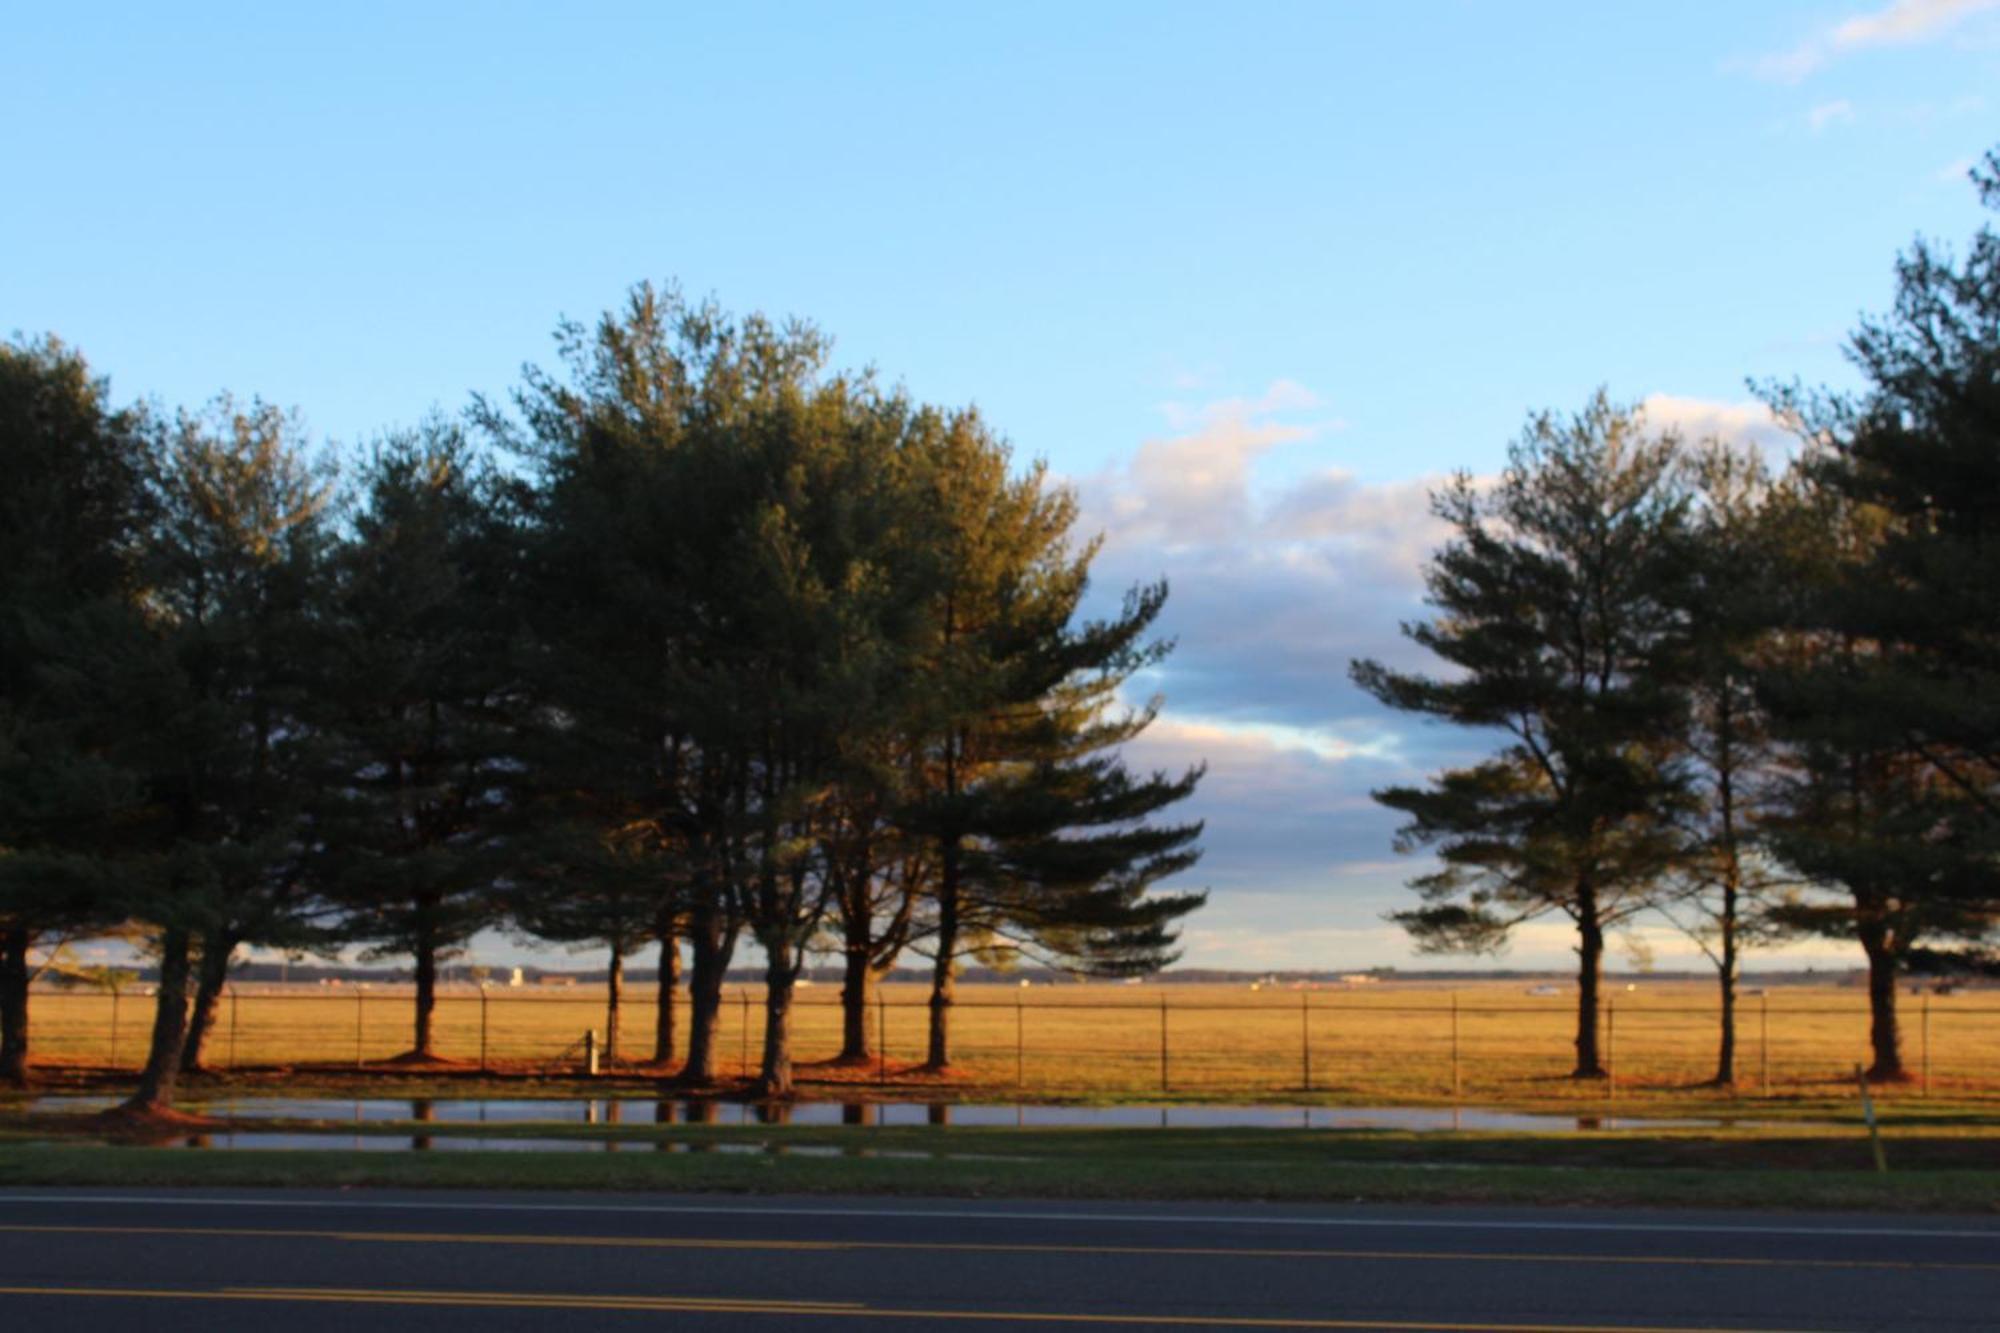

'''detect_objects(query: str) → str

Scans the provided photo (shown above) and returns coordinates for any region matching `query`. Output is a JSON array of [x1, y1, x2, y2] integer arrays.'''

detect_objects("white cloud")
[[1089, 381, 1326, 548], [1136, 714, 1397, 771], [1753, 0, 2000, 81], [1263, 470, 1451, 582], [1638, 393, 1795, 462], [1807, 98, 1857, 131]]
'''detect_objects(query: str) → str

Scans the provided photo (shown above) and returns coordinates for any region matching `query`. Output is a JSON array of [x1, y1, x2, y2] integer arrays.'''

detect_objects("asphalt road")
[[0, 1187, 1994, 1331]]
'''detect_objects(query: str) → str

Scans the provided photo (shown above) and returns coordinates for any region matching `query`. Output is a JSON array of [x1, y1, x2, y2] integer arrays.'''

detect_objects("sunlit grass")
[[1, 1121, 1995, 1211], [22, 980, 1998, 1104]]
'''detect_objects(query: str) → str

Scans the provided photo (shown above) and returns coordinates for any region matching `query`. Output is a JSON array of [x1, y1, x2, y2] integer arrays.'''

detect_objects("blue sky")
[[9, 2, 1998, 973]]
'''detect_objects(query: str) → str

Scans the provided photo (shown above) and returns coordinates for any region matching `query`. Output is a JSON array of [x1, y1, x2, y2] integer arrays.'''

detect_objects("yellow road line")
[[0, 1282, 1815, 1331], [0, 1222, 1992, 1273]]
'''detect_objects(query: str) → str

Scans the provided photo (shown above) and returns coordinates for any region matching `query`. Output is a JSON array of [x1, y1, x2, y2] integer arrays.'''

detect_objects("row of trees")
[[0, 286, 1206, 1111], [1360, 152, 2000, 1084]]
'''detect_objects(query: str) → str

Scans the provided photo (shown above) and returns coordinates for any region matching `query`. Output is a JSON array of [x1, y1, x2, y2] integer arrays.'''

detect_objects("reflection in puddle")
[[25, 1094, 1787, 1134], [125, 1130, 1027, 1160]]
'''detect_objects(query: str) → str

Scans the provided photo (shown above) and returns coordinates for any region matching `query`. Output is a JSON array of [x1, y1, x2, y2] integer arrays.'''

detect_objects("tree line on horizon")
[[1358, 151, 2000, 1085], [0, 288, 1206, 1112]]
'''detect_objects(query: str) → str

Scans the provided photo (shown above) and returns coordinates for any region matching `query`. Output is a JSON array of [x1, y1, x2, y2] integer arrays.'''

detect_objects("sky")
[[8, 2, 1999, 974]]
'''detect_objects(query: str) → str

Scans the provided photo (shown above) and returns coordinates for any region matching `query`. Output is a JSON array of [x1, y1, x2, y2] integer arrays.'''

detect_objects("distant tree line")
[[1356, 151, 2000, 1084], [0, 285, 1206, 1111]]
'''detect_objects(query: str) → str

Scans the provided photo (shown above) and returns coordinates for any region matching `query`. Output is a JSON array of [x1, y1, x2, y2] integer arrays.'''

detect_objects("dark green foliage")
[[1750, 151, 2000, 1077], [492, 284, 841, 1084], [0, 338, 156, 1084], [322, 420, 519, 1059], [495, 285, 1205, 1089], [123, 399, 337, 1109], [4, 285, 1209, 1099]]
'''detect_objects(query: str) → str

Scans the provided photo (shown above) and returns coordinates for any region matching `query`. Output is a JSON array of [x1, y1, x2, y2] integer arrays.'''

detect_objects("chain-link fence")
[[22, 984, 1999, 1099]]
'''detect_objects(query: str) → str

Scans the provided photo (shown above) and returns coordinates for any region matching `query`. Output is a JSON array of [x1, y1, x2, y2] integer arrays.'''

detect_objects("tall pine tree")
[[0, 338, 155, 1087], [893, 409, 1206, 1071], [1352, 393, 1694, 1078], [323, 420, 518, 1062], [1753, 151, 2000, 1077], [120, 399, 334, 1115]]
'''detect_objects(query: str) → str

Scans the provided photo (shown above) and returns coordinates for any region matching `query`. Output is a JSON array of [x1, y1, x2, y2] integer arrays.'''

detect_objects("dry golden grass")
[[23, 979, 1999, 1103]]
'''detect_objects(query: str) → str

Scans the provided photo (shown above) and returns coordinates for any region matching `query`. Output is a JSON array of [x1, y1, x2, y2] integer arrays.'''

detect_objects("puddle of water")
[[27, 1094, 1784, 1133], [115, 1131, 1033, 1160]]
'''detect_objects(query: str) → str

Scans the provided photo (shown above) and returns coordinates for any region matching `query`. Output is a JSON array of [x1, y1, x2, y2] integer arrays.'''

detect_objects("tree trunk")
[[411, 912, 439, 1059], [653, 915, 679, 1067], [604, 946, 624, 1064], [1572, 899, 1606, 1078], [0, 926, 30, 1087], [682, 969, 723, 1083], [926, 947, 956, 1071], [758, 936, 798, 1098], [125, 926, 195, 1114], [1859, 921, 1904, 1081], [837, 915, 872, 1064], [679, 895, 735, 1085], [1712, 883, 1738, 1087], [924, 837, 961, 1070], [180, 935, 237, 1074]]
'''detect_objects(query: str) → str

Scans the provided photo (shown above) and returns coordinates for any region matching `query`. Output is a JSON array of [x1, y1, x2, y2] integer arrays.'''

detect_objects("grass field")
[[22, 979, 1999, 1104], [2, 1113, 1996, 1211]]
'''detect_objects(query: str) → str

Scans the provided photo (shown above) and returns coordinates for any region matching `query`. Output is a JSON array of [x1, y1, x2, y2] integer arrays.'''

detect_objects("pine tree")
[[1352, 393, 1694, 1078], [323, 421, 517, 1062], [893, 411, 1206, 1070], [1825, 149, 2000, 840], [1659, 445, 1795, 1086], [0, 337, 155, 1086], [490, 282, 829, 1084], [1752, 151, 2000, 1077], [1754, 458, 1976, 1081], [722, 379, 980, 1095], [120, 399, 335, 1114]]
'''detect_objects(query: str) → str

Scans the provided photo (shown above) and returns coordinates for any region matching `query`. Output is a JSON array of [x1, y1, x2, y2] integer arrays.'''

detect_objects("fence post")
[[1299, 990, 1310, 1092], [228, 986, 239, 1070], [1760, 993, 1770, 1097], [1450, 992, 1461, 1101], [109, 990, 120, 1071], [739, 988, 750, 1079], [1158, 993, 1169, 1093], [1922, 994, 1931, 1098], [1856, 1063, 1888, 1174], [1604, 996, 1615, 1101], [1016, 993, 1025, 1088], [877, 992, 887, 1086], [354, 988, 365, 1068], [479, 988, 490, 1073]]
